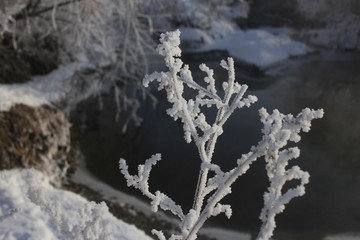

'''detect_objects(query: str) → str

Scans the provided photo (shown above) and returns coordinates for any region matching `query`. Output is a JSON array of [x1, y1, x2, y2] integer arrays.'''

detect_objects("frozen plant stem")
[[119, 30, 324, 240]]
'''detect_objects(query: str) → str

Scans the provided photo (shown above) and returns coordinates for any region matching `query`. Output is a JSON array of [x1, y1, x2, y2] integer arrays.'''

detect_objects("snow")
[[0, 84, 49, 112], [0, 63, 78, 111], [199, 29, 313, 68], [0, 62, 102, 112], [179, 22, 312, 69], [0, 169, 153, 240]]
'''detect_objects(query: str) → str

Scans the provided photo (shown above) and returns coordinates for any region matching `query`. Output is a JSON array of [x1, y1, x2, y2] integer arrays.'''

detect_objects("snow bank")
[[0, 84, 49, 111], [0, 169, 152, 240], [0, 62, 102, 112], [0, 63, 80, 111], [199, 29, 312, 68]]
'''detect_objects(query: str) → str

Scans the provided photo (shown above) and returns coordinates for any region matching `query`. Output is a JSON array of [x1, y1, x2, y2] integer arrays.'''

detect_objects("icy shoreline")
[[180, 24, 313, 69]]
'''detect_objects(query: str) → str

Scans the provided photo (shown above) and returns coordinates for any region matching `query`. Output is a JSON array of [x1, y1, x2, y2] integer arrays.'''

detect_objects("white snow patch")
[[0, 62, 101, 111], [0, 169, 153, 240], [199, 29, 313, 68], [0, 85, 49, 111], [0, 63, 78, 111]]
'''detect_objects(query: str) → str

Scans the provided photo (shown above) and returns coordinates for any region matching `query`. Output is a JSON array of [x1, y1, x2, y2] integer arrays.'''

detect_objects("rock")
[[0, 104, 76, 186]]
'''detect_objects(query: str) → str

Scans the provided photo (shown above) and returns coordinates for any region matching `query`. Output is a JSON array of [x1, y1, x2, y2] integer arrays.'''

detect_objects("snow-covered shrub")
[[0, 0, 157, 127], [1, 0, 153, 74], [119, 30, 324, 240], [296, 0, 360, 50]]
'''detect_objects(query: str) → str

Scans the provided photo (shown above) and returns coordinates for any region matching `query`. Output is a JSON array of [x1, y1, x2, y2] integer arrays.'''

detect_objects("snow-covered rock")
[[199, 29, 313, 68], [0, 104, 75, 186], [0, 169, 153, 240]]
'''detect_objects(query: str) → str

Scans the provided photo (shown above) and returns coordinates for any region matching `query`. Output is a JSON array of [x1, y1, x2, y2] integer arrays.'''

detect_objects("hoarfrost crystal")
[[119, 30, 324, 240]]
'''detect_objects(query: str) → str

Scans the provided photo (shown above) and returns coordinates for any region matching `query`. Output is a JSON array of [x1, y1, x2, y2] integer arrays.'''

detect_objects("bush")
[[296, 0, 360, 50], [0, 0, 157, 127]]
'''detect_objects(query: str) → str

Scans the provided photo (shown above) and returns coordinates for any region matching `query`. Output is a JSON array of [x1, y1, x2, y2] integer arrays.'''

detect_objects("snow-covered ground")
[[0, 169, 153, 240], [0, 152, 253, 240], [0, 62, 101, 112], [200, 29, 312, 68], [180, 25, 312, 69]]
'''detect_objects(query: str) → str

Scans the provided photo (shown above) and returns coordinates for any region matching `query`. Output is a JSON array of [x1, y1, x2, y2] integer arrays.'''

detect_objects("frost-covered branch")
[[119, 30, 323, 240], [256, 107, 323, 240], [119, 154, 185, 221], [143, 30, 257, 146]]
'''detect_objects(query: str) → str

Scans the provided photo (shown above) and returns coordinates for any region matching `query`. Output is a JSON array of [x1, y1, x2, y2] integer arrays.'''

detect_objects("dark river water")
[[72, 50, 360, 240]]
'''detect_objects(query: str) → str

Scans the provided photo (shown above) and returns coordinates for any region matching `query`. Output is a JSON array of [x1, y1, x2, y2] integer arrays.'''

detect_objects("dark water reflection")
[[73, 50, 360, 240]]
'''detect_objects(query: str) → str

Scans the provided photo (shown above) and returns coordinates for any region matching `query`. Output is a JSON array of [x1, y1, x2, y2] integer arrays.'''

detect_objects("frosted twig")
[[119, 30, 323, 240], [119, 154, 185, 221]]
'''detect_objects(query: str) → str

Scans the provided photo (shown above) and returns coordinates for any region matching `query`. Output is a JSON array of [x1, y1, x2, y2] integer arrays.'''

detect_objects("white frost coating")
[[0, 169, 152, 240], [119, 154, 185, 220], [256, 108, 324, 240], [120, 30, 323, 240], [199, 29, 313, 68]]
